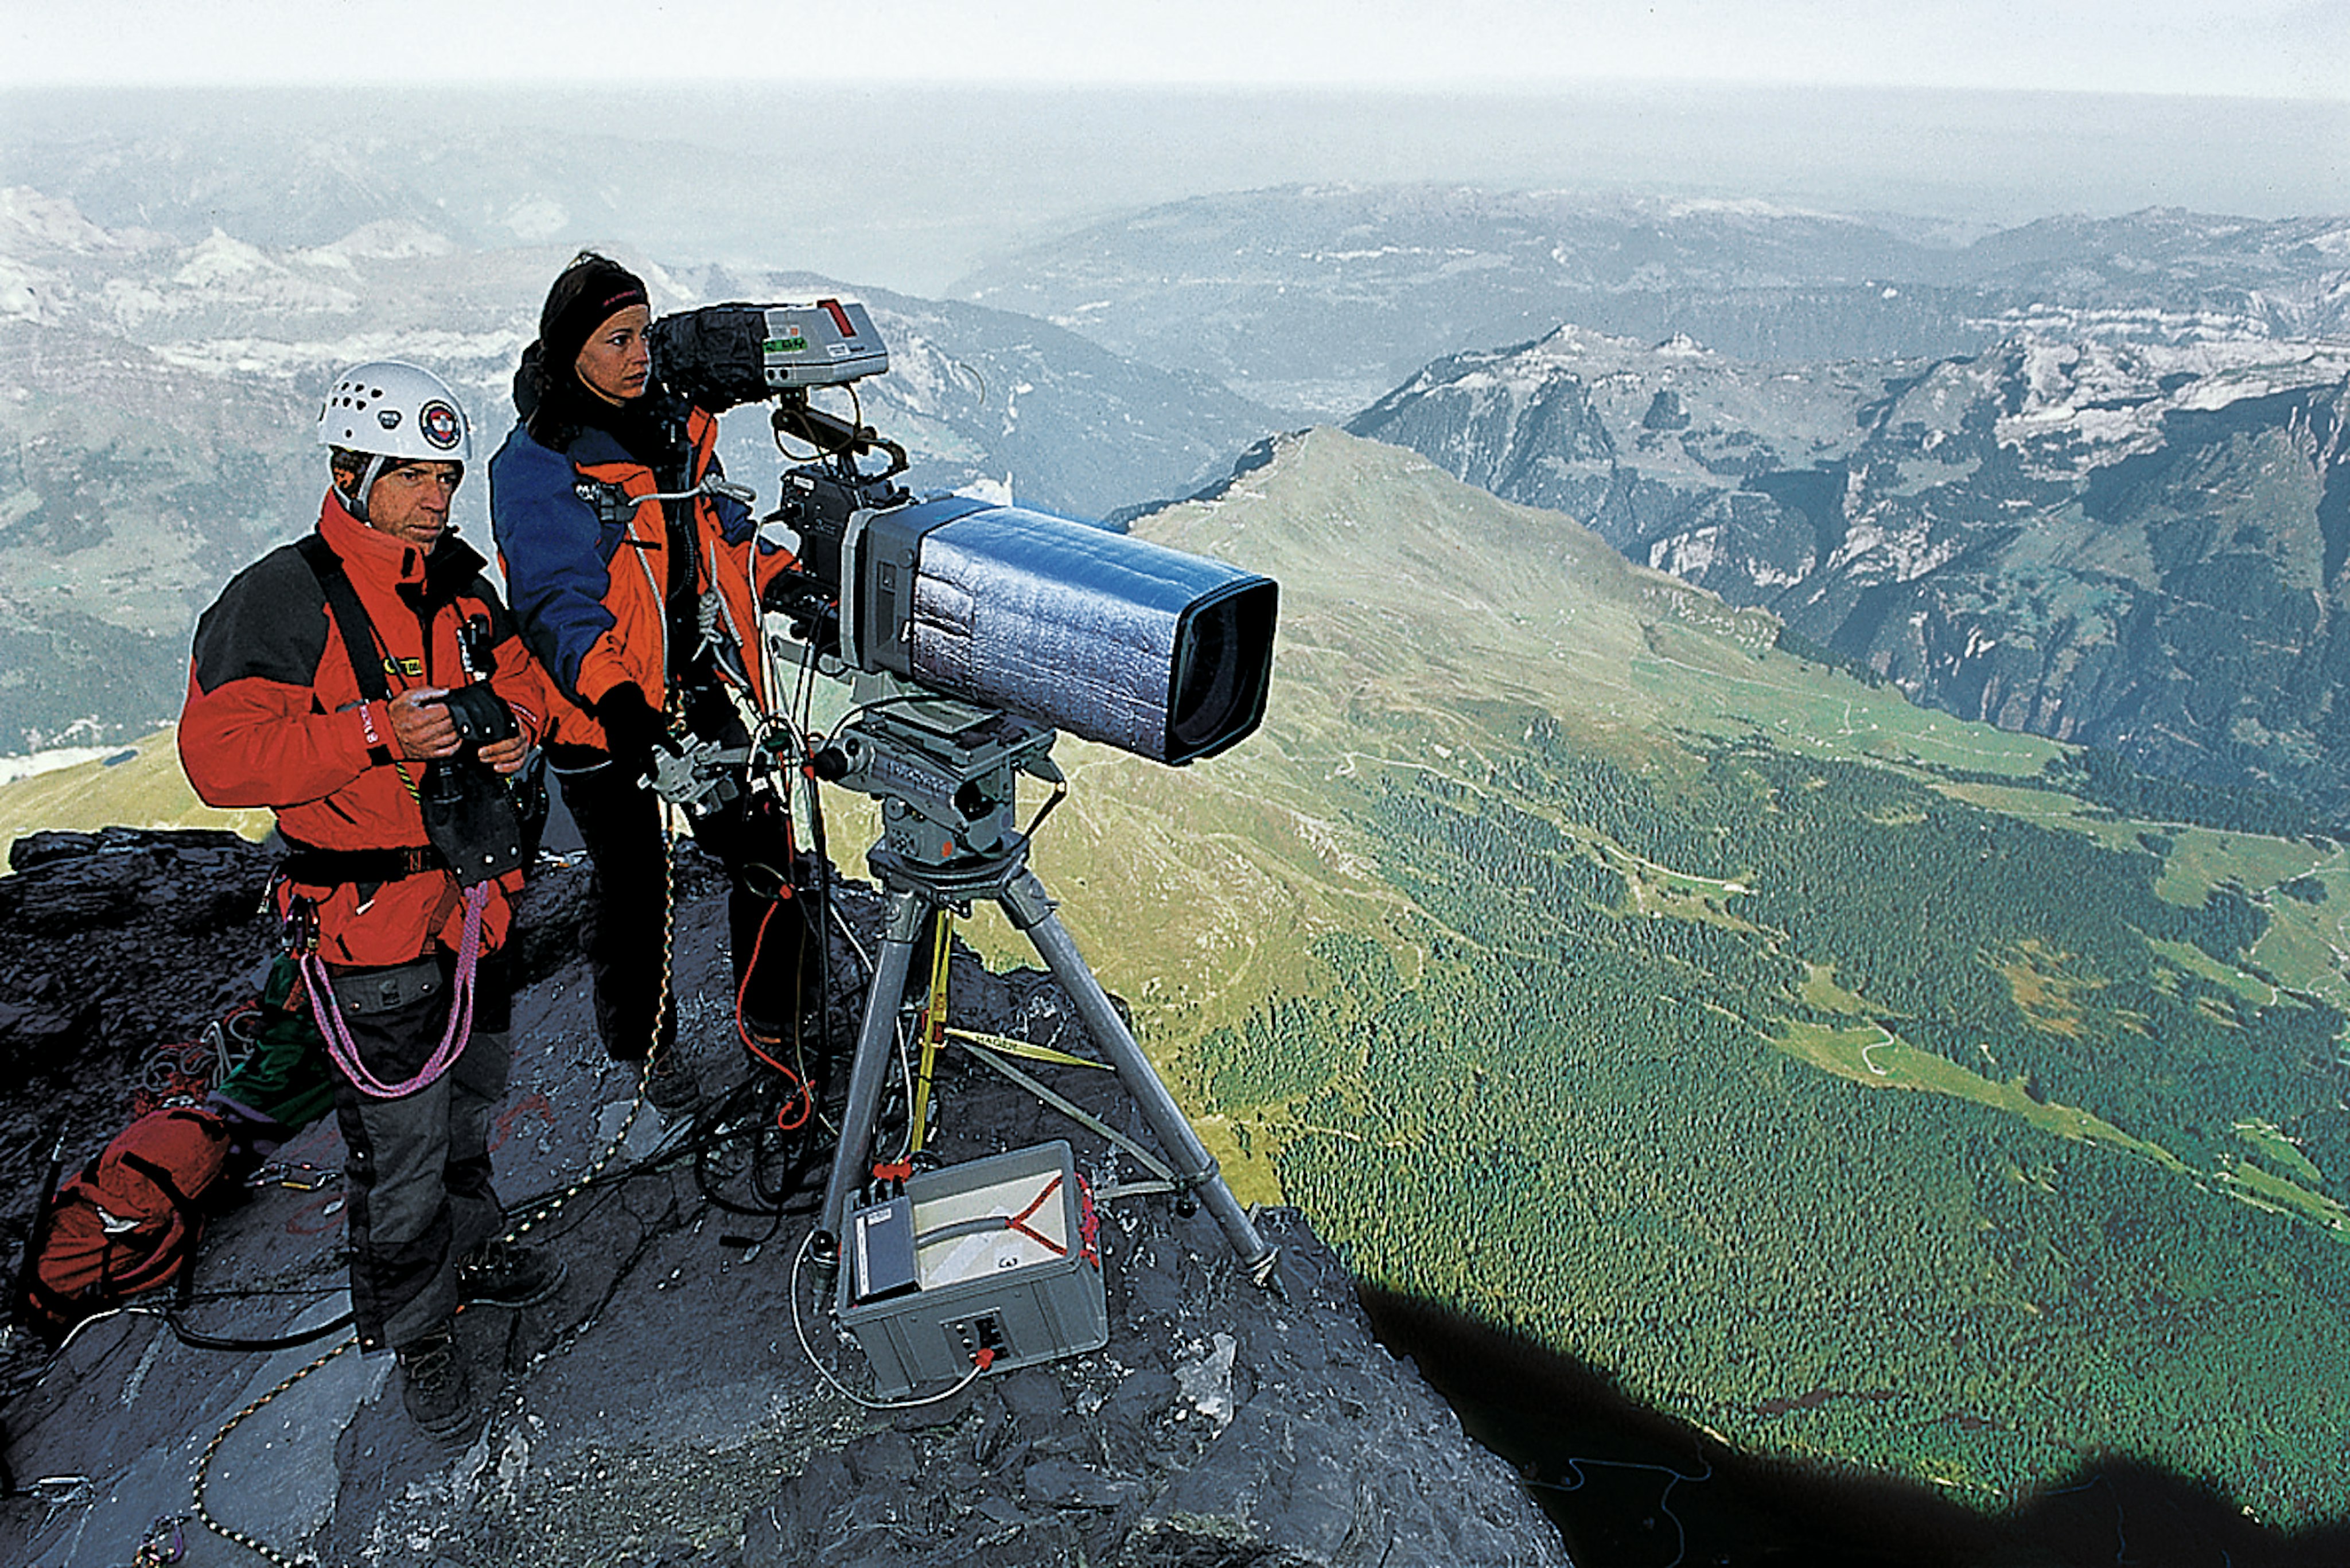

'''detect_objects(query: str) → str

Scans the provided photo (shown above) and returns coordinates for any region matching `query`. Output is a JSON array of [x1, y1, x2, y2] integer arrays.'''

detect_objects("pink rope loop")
[[304, 884, 490, 1100]]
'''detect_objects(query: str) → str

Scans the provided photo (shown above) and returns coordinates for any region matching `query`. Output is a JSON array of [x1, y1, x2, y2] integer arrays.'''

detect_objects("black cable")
[[696, 1111, 821, 1224], [695, 1080, 789, 1218], [1022, 777, 1070, 843], [165, 1309, 353, 1355]]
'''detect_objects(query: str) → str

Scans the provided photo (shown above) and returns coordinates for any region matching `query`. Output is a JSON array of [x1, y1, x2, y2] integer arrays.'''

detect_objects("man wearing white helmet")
[[180, 361, 569, 1441]]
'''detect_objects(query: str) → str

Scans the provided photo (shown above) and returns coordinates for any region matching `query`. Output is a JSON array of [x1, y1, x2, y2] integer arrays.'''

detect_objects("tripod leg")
[[815, 887, 930, 1255], [1003, 869, 1278, 1282]]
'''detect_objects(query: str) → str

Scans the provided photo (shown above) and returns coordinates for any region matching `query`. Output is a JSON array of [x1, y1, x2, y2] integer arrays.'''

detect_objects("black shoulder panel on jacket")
[[190, 544, 331, 696], [464, 573, 518, 644], [419, 534, 519, 643]]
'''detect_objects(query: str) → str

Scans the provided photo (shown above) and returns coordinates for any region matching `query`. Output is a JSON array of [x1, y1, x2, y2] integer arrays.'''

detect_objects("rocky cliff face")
[[0, 830, 1567, 1567], [1351, 325, 2350, 819]]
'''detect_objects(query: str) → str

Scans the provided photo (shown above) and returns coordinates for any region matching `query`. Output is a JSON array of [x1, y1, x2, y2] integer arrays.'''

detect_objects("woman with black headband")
[[489, 252, 815, 1109]]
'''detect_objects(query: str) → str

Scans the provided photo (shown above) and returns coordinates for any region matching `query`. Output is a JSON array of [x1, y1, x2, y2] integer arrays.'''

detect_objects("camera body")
[[655, 299, 1279, 768], [420, 675, 529, 885], [650, 299, 888, 411]]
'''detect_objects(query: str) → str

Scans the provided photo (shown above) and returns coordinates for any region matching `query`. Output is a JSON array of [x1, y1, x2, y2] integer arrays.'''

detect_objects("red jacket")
[[179, 494, 559, 967], [488, 402, 791, 745]]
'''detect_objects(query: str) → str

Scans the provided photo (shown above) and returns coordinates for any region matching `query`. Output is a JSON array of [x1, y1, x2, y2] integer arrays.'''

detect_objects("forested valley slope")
[[1016, 427, 2350, 1536]]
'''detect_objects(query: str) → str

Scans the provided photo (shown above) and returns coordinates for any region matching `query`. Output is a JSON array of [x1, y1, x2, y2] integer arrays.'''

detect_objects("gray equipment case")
[[836, 1140, 1108, 1397]]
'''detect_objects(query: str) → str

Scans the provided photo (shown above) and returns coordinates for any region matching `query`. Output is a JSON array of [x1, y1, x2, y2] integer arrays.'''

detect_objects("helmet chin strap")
[[337, 454, 391, 524]]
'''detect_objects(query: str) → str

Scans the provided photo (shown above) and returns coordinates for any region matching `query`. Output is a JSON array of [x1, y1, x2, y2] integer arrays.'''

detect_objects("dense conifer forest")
[[1188, 706, 2350, 1524]]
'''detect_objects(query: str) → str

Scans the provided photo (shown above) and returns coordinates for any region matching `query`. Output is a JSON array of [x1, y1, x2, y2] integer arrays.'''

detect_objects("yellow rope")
[[190, 1334, 357, 1567]]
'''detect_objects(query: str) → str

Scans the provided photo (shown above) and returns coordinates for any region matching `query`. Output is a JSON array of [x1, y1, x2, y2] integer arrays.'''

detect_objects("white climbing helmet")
[[316, 360, 473, 465]]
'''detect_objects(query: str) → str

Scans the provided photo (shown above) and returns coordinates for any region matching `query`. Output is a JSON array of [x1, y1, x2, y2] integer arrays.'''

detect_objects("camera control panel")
[[760, 299, 890, 388]]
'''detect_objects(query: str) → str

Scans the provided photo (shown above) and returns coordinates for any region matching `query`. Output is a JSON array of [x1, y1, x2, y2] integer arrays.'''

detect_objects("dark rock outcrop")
[[0, 829, 1569, 1567]]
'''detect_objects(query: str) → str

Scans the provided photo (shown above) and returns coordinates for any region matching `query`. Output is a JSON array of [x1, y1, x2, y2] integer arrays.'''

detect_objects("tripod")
[[810, 707, 1276, 1286]]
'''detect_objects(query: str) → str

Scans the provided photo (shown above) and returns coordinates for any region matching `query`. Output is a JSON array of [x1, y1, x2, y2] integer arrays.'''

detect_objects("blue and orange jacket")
[[178, 493, 558, 968], [487, 402, 792, 745]]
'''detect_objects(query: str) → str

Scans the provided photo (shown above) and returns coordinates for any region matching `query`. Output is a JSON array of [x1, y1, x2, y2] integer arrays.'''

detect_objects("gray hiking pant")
[[322, 949, 512, 1353]]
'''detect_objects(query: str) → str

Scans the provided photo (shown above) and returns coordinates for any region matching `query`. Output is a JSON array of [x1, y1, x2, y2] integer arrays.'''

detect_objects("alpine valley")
[[1031, 429, 2350, 1547], [6, 95, 2350, 1564]]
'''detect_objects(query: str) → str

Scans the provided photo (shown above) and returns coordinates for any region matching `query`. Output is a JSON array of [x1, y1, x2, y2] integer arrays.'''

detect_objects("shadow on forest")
[[1359, 1286, 2350, 1568]]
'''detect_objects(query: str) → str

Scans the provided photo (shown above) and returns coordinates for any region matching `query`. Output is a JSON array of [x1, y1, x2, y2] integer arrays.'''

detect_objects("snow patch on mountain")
[[173, 231, 275, 287], [500, 197, 569, 243], [299, 220, 457, 266], [1991, 334, 2350, 473], [1659, 195, 1847, 224], [146, 328, 530, 379], [1650, 527, 1723, 580], [0, 187, 131, 255], [0, 257, 60, 325], [1830, 516, 1967, 585]]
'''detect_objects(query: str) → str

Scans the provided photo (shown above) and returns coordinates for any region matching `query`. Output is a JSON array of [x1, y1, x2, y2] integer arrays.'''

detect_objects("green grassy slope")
[[1012, 429, 2350, 1527], [0, 729, 269, 862]]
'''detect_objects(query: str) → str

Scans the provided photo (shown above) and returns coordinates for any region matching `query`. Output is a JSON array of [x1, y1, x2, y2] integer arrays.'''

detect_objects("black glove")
[[591, 683, 671, 780]]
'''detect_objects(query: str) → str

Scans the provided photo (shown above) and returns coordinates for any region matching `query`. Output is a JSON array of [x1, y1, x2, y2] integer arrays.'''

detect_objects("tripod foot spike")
[[1247, 1244, 1283, 1295]]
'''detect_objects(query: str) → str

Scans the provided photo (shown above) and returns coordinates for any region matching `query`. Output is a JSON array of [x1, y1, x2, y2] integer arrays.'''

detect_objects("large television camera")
[[649, 302, 1278, 768], [650, 302, 1286, 1288]]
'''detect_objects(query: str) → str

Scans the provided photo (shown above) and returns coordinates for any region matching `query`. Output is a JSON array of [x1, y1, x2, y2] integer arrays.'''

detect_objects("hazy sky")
[[4, 0, 2343, 100]]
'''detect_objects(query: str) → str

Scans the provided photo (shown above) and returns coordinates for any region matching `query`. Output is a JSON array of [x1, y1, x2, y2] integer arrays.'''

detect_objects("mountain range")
[[0, 187, 1275, 752], [1346, 321, 2350, 820], [952, 185, 2350, 418]]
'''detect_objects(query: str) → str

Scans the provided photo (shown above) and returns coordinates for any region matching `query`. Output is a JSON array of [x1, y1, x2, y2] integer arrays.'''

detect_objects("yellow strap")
[[907, 909, 955, 1153], [941, 1026, 1109, 1071]]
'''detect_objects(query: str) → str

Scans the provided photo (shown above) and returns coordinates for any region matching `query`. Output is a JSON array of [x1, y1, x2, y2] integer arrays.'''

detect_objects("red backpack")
[[22, 1106, 232, 1341]]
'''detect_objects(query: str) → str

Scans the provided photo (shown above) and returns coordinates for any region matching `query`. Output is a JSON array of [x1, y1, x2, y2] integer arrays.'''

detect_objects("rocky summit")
[[0, 830, 1566, 1567]]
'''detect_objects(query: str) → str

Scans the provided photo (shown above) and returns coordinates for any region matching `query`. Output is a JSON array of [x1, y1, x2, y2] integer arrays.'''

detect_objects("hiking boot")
[[456, 1239, 567, 1309], [396, 1324, 476, 1441]]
